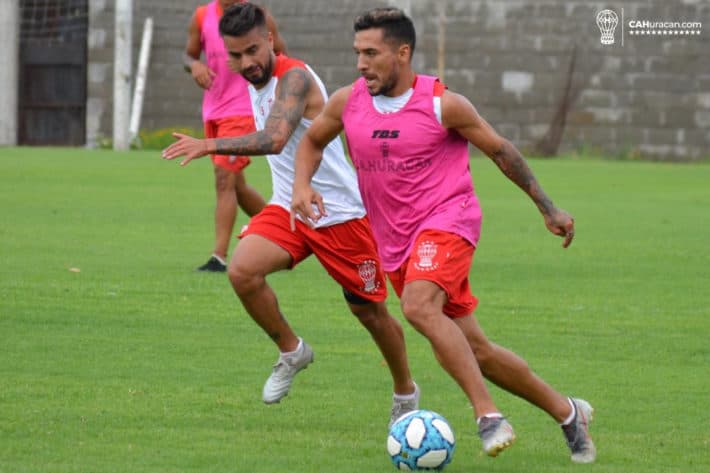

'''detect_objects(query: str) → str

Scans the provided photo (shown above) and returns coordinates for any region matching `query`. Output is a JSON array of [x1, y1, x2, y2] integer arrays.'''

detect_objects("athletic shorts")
[[204, 115, 256, 173], [386, 229, 478, 318], [239, 205, 387, 302]]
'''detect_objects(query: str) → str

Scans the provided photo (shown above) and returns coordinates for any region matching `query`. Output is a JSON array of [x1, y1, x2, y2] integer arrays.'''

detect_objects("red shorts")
[[239, 205, 387, 302], [386, 229, 478, 318], [204, 115, 256, 173]]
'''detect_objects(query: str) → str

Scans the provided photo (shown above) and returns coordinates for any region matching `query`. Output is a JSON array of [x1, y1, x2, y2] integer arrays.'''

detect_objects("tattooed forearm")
[[215, 132, 277, 155], [490, 140, 555, 214], [214, 68, 311, 156]]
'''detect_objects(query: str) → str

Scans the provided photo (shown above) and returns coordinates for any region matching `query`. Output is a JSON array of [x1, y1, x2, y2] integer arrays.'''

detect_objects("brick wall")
[[87, 0, 710, 160]]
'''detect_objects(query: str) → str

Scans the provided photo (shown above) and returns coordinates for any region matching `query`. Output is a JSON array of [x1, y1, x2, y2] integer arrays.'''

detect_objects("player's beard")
[[369, 75, 397, 96], [244, 55, 274, 87], [367, 63, 399, 96]]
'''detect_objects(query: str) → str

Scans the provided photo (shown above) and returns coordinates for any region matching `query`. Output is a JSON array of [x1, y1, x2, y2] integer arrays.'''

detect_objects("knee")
[[349, 302, 383, 327], [227, 263, 261, 296], [352, 300, 405, 335], [232, 172, 247, 193], [400, 295, 435, 332], [214, 168, 235, 193], [471, 341, 496, 370], [349, 302, 371, 319]]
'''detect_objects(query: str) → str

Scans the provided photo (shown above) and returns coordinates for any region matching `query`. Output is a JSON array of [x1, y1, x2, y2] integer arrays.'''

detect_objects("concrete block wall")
[[87, 0, 710, 160]]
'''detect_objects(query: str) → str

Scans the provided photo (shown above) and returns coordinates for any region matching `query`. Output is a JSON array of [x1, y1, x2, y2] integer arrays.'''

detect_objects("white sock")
[[280, 338, 303, 358], [476, 412, 503, 425], [560, 398, 577, 426], [212, 254, 227, 265], [394, 382, 418, 400]]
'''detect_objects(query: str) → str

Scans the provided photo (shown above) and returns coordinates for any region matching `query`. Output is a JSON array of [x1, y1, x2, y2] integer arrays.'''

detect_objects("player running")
[[164, 3, 418, 425]]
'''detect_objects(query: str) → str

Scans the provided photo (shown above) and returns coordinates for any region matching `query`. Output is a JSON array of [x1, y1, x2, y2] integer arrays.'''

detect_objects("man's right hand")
[[162, 133, 214, 166], [190, 61, 216, 90], [290, 185, 327, 231]]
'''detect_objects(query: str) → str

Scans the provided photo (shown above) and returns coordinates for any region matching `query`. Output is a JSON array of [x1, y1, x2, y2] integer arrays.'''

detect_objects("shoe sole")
[[485, 434, 516, 457], [262, 354, 314, 404]]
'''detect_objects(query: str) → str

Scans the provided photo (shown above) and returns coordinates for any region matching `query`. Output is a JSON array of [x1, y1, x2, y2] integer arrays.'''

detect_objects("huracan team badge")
[[358, 260, 380, 293], [414, 241, 439, 271]]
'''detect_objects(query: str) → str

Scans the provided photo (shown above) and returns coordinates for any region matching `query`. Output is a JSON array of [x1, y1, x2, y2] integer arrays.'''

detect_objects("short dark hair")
[[353, 7, 416, 54], [219, 2, 267, 37]]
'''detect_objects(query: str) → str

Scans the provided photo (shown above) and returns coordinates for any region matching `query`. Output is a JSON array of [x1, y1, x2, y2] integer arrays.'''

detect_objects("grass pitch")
[[1, 147, 708, 472]]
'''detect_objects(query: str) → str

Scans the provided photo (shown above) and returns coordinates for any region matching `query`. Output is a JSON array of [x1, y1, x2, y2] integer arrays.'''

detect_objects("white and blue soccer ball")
[[387, 410, 455, 471]]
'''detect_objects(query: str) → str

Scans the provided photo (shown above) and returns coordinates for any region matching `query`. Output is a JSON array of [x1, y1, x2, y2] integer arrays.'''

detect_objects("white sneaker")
[[262, 340, 314, 404], [389, 383, 420, 428], [478, 416, 516, 457], [562, 398, 596, 463]]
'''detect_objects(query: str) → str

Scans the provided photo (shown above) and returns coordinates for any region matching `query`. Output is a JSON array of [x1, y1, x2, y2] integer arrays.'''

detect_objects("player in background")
[[184, 0, 286, 272], [166, 3, 419, 425], [291, 7, 596, 463]]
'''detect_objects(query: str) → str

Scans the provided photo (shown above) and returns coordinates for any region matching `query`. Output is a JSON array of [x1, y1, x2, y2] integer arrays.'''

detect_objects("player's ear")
[[398, 43, 411, 63]]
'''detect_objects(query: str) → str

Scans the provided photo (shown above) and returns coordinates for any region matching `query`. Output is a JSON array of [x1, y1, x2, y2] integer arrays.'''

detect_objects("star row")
[[628, 29, 701, 35]]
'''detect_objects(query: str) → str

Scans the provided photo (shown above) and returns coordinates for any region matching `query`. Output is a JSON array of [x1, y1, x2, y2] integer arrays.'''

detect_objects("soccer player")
[[165, 3, 418, 424], [184, 0, 285, 272], [291, 7, 596, 463]]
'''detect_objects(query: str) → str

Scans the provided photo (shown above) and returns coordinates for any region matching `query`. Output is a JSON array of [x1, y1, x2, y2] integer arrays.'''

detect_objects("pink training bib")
[[342, 75, 482, 271]]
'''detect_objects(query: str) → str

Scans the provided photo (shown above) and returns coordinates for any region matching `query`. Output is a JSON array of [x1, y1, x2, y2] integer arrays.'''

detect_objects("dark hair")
[[353, 7, 416, 54], [219, 2, 267, 37]]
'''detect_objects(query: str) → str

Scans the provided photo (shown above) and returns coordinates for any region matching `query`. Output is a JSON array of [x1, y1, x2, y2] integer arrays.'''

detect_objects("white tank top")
[[248, 55, 365, 227]]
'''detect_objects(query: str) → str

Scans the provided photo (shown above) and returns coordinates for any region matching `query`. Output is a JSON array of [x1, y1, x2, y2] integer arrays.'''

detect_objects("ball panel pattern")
[[387, 410, 455, 471]]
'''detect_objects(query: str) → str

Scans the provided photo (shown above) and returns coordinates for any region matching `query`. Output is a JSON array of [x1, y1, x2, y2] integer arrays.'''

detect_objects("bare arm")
[[213, 67, 310, 154], [294, 87, 348, 184], [162, 67, 312, 163], [183, 10, 202, 67], [441, 91, 575, 247], [290, 86, 350, 228], [183, 9, 215, 89]]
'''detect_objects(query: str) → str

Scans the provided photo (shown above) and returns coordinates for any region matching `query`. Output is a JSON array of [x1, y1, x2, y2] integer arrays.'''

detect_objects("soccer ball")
[[387, 410, 455, 471]]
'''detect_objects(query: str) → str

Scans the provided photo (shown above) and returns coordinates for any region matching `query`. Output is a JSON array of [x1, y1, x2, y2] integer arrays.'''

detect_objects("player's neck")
[[385, 70, 416, 97], [253, 77, 273, 91]]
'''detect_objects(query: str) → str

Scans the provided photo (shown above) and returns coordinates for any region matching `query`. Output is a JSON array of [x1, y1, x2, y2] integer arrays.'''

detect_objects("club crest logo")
[[596, 9, 619, 45], [414, 240, 438, 271], [358, 260, 380, 293]]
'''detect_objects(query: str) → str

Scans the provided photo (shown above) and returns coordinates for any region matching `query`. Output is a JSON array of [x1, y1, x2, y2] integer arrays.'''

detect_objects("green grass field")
[[1, 147, 708, 472]]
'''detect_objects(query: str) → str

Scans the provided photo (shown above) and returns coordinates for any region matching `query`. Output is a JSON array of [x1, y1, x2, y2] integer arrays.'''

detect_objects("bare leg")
[[400, 280, 498, 419], [213, 165, 238, 260], [348, 300, 415, 395], [454, 316, 572, 422], [228, 234, 298, 352], [233, 170, 266, 217]]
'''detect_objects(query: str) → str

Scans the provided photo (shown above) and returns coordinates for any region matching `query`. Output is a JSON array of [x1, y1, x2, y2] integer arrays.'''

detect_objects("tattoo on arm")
[[215, 68, 311, 156], [490, 141, 555, 214]]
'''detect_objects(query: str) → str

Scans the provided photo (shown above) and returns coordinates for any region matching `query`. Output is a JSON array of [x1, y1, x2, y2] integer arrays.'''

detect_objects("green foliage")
[[1, 148, 709, 472], [137, 127, 205, 150], [94, 127, 204, 150]]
